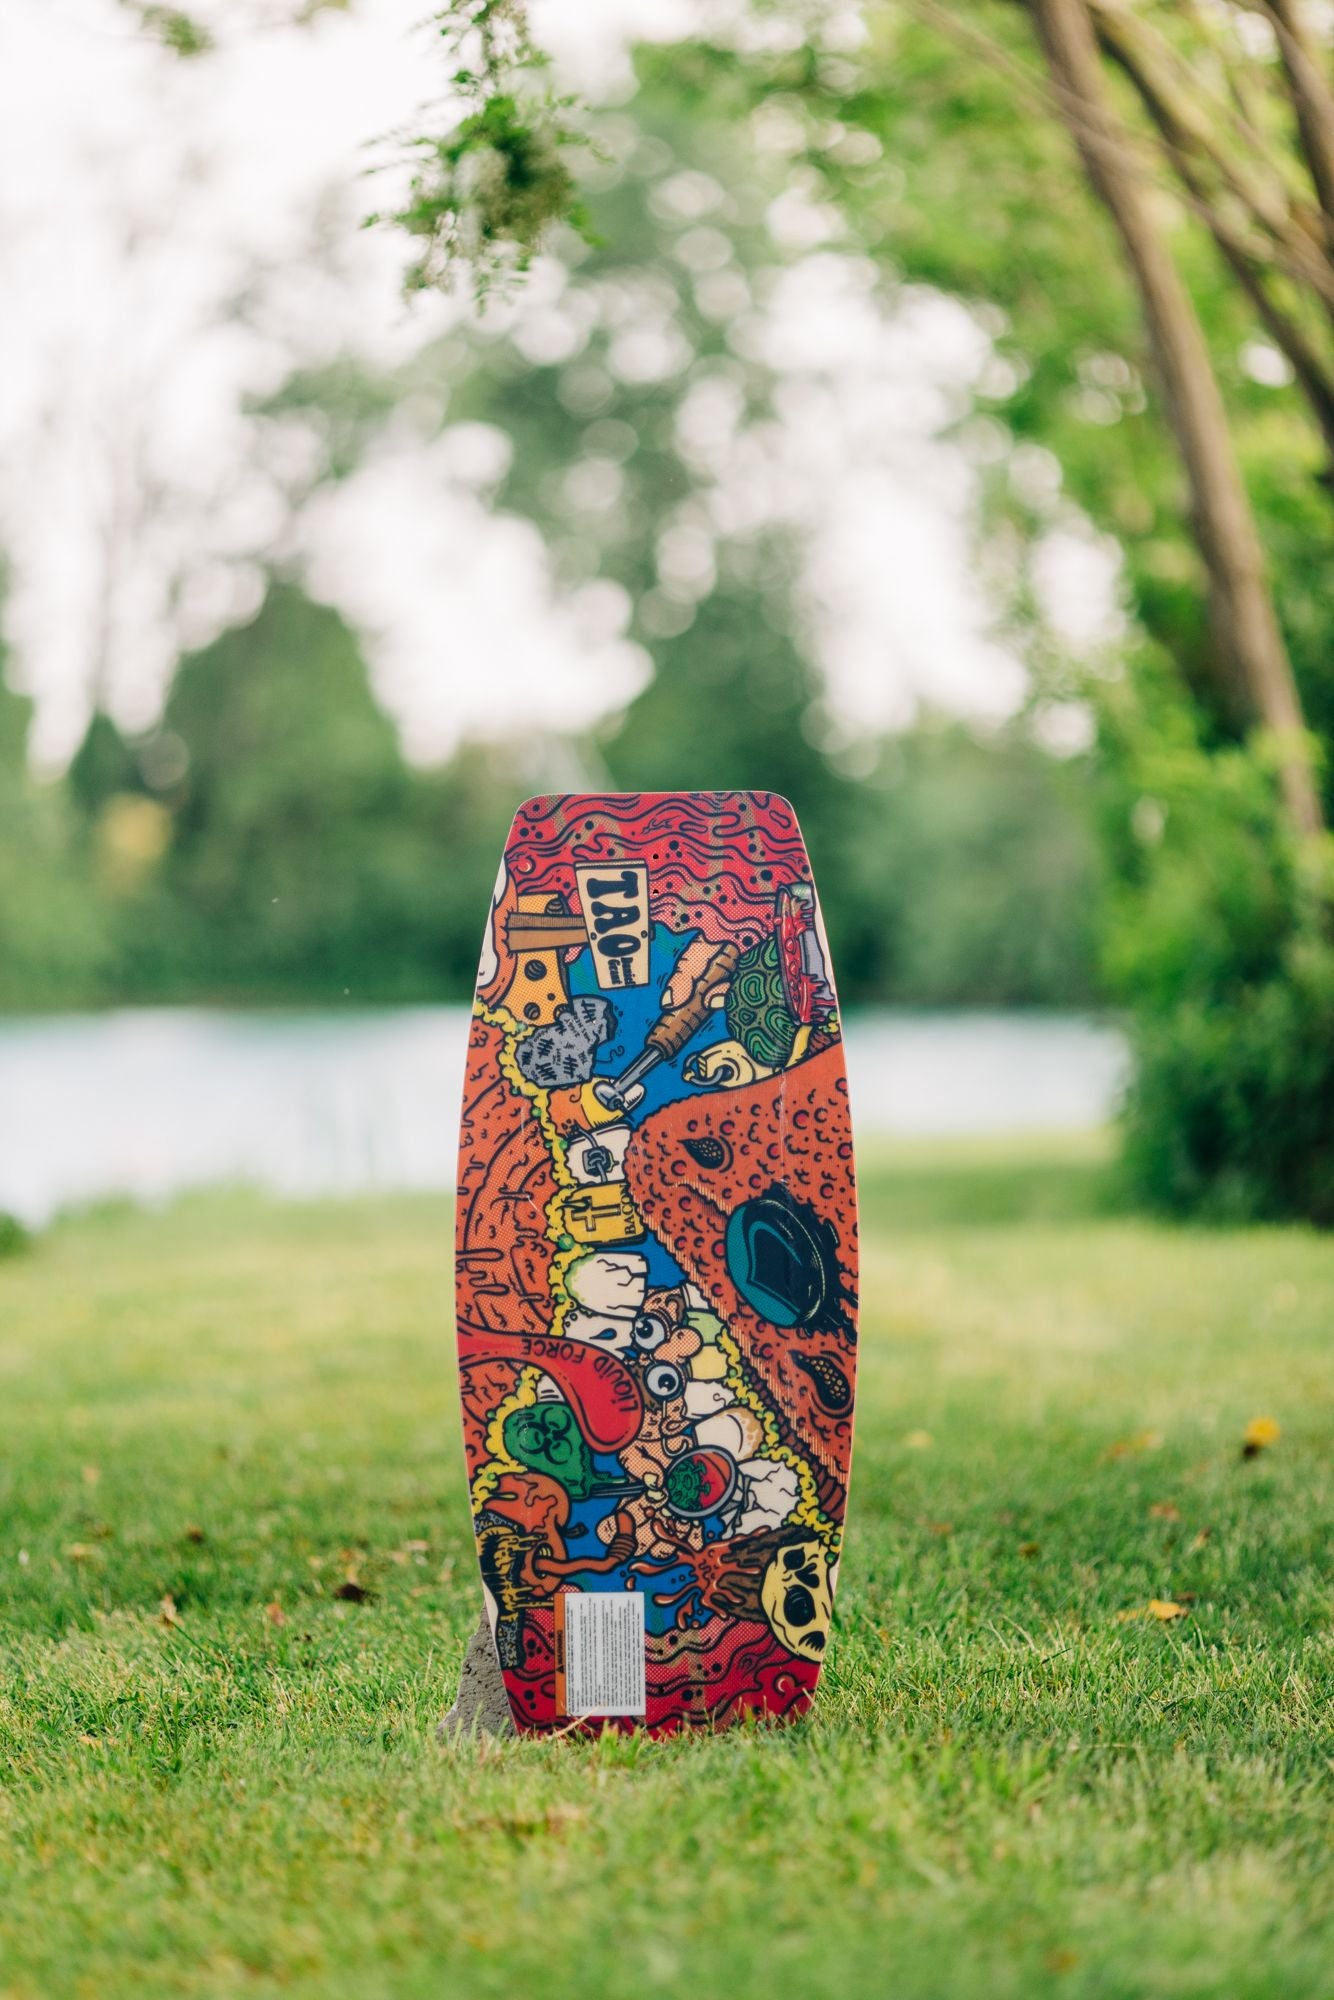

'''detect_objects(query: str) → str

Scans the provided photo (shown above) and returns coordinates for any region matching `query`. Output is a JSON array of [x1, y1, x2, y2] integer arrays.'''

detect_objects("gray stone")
[[436, 1612, 516, 1739]]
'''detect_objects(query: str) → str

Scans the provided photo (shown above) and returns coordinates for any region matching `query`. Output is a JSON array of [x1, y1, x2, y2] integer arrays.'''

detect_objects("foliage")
[[1, 1172, 1331, 1993], [0, 1209, 30, 1258], [64, 584, 533, 1006], [425, 58, 1099, 1004], [260, 54, 1104, 1010], [1096, 655, 1334, 1222], [841, 723, 1099, 1006], [122, 4, 214, 58], [684, 8, 1333, 761], [658, 7, 1334, 1217], [608, 651, 1099, 1004], [0, 666, 110, 1013], [1079, 0, 1334, 495], [375, 14, 1331, 1217], [41, 1, 1328, 1217], [58, 634, 1095, 1009], [0, 23, 1104, 1020], [1122, 949, 1334, 1224], [156, 582, 421, 997], [370, 3, 585, 297]]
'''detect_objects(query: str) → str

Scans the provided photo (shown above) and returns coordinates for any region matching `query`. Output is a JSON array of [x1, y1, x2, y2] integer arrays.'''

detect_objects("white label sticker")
[[575, 863, 651, 991], [557, 1591, 646, 1716]]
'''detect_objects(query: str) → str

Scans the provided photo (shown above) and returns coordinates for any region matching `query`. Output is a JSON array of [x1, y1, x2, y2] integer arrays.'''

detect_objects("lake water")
[[0, 1007, 1129, 1227]]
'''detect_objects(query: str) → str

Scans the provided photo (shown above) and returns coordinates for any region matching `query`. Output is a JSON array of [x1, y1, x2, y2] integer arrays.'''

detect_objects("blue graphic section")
[[629, 1516, 729, 1633], [570, 920, 732, 1119], [560, 1452, 731, 1609], [558, 918, 737, 1594], [569, 919, 731, 1290]]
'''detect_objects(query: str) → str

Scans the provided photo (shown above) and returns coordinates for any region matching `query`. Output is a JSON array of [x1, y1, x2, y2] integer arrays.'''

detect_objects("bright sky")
[[0, 0, 1118, 769]]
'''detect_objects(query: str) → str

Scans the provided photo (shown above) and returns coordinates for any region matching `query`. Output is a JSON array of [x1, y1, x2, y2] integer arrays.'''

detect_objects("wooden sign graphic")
[[455, 792, 858, 1735], [575, 861, 651, 990]]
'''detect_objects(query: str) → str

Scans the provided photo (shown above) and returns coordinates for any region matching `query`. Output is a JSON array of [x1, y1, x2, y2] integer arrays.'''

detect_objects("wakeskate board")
[[454, 792, 858, 1735]]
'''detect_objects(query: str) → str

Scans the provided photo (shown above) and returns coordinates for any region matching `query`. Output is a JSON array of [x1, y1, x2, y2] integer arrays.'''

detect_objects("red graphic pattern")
[[504, 792, 811, 949], [623, 1048, 858, 1515]]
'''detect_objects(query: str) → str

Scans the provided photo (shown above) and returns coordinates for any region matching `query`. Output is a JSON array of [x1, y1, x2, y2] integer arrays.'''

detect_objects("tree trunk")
[[1262, 0, 1334, 248], [1028, 0, 1324, 841], [1093, 3, 1334, 477]]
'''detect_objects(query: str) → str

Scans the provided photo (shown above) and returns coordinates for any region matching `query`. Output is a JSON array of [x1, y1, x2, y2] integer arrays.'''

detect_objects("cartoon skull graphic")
[[760, 1536, 833, 1661]]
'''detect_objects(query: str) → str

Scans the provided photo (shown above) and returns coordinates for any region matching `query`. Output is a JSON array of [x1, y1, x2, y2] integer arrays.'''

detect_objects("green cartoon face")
[[502, 1402, 595, 1498]]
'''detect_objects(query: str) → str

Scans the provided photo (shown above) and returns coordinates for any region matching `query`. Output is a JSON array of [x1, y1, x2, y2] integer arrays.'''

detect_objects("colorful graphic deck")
[[455, 793, 858, 1734]]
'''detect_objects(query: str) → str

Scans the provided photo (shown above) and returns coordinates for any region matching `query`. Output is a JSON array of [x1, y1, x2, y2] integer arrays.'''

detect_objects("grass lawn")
[[1, 1139, 1331, 2000]]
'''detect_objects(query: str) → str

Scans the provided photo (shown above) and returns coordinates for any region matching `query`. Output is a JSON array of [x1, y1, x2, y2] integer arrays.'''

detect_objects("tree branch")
[[1089, 0, 1334, 317], [1179, 0, 1272, 143], [1260, 0, 1334, 242], [1097, 6, 1334, 475], [1029, 0, 1323, 839], [902, 0, 1334, 316]]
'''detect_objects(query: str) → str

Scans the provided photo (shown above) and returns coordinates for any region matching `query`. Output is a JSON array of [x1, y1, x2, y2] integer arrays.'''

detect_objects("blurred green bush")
[[13, 579, 1097, 1012], [0, 669, 112, 1013], [0, 1209, 30, 1257], [1099, 659, 1334, 1224]]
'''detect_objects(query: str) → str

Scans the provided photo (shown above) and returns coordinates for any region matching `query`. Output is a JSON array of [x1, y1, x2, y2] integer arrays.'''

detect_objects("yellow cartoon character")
[[681, 1039, 775, 1090]]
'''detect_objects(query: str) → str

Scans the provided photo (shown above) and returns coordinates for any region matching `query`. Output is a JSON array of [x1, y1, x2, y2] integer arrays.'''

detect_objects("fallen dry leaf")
[[64, 1543, 96, 1562], [184, 1523, 206, 1544], [1018, 1541, 1041, 1558], [158, 1594, 181, 1627], [1187, 1527, 1213, 1554], [1104, 1429, 1164, 1461], [456, 1802, 588, 1841], [1148, 1502, 1180, 1522], [1242, 1416, 1281, 1459], [264, 1600, 286, 1628], [1117, 1598, 1189, 1624]]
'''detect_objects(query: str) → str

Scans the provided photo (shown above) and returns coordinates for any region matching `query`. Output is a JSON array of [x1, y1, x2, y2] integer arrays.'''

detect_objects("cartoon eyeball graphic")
[[761, 1537, 833, 1662], [632, 1311, 671, 1354], [643, 1360, 686, 1402]]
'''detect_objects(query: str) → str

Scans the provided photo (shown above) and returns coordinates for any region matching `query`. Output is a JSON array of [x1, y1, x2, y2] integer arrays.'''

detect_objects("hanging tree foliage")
[[368, 2, 587, 296]]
